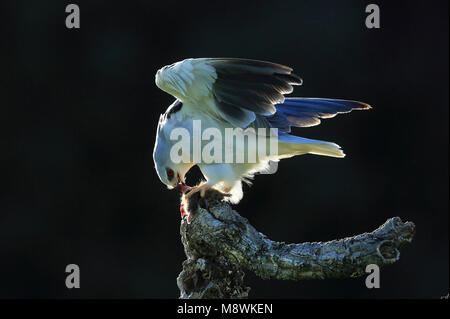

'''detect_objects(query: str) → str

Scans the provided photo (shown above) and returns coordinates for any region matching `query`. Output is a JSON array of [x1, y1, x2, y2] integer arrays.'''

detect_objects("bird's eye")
[[166, 168, 174, 181]]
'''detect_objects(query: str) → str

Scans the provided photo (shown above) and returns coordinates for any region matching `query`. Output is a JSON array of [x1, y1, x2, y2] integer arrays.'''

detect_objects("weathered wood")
[[177, 189, 415, 299]]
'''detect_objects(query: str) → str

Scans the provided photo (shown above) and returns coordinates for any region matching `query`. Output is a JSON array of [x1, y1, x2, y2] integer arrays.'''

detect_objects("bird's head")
[[153, 123, 193, 190], [154, 159, 192, 190]]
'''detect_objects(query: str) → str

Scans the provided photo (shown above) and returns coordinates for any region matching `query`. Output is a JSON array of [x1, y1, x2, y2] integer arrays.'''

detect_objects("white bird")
[[153, 58, 370, 203]]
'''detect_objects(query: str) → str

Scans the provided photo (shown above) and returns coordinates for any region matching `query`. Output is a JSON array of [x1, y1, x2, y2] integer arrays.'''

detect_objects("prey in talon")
[[177, 175, 229, 222]]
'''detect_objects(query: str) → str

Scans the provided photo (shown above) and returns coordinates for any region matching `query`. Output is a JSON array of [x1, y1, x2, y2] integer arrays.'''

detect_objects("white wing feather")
[[155, 58, 217, 102]]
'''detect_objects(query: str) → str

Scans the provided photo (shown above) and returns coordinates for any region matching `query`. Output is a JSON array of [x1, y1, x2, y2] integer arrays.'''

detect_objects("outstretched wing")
[[155, 58, 302, 127], [264, 98, 372, 132]]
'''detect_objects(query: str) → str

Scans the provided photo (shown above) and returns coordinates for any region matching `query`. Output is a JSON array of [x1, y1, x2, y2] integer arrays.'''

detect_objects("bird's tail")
[[277, 132, 345, 159]]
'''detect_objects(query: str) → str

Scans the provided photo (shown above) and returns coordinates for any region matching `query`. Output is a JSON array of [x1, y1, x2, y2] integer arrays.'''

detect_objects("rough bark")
[[176, 189, 415, 299]]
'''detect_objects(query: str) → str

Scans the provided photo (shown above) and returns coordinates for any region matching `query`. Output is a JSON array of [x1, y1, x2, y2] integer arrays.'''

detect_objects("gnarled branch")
[[177, 189, 415, 299]]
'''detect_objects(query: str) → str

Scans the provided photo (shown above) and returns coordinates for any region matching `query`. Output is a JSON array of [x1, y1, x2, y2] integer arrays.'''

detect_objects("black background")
[[0, 0, 448, 298]]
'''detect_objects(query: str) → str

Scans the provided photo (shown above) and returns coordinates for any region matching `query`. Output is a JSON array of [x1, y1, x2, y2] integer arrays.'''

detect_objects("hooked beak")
[[177, 173, 191, 194]]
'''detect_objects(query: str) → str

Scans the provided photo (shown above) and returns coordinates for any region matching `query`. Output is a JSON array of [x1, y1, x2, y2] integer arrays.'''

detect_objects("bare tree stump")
[[176, 189, 415, 299]]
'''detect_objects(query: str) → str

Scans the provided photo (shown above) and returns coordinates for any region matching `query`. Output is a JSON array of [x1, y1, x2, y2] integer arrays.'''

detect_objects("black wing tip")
[[210, 57, 293, 72], [282, 97, 373, 112], [355, 101, 372, 110], [209, 58, 303, 84], [276, 72, 303, 85]]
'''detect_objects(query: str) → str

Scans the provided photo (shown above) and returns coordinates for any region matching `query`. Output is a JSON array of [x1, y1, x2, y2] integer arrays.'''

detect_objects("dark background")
[[0, 0, 448, 298]]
